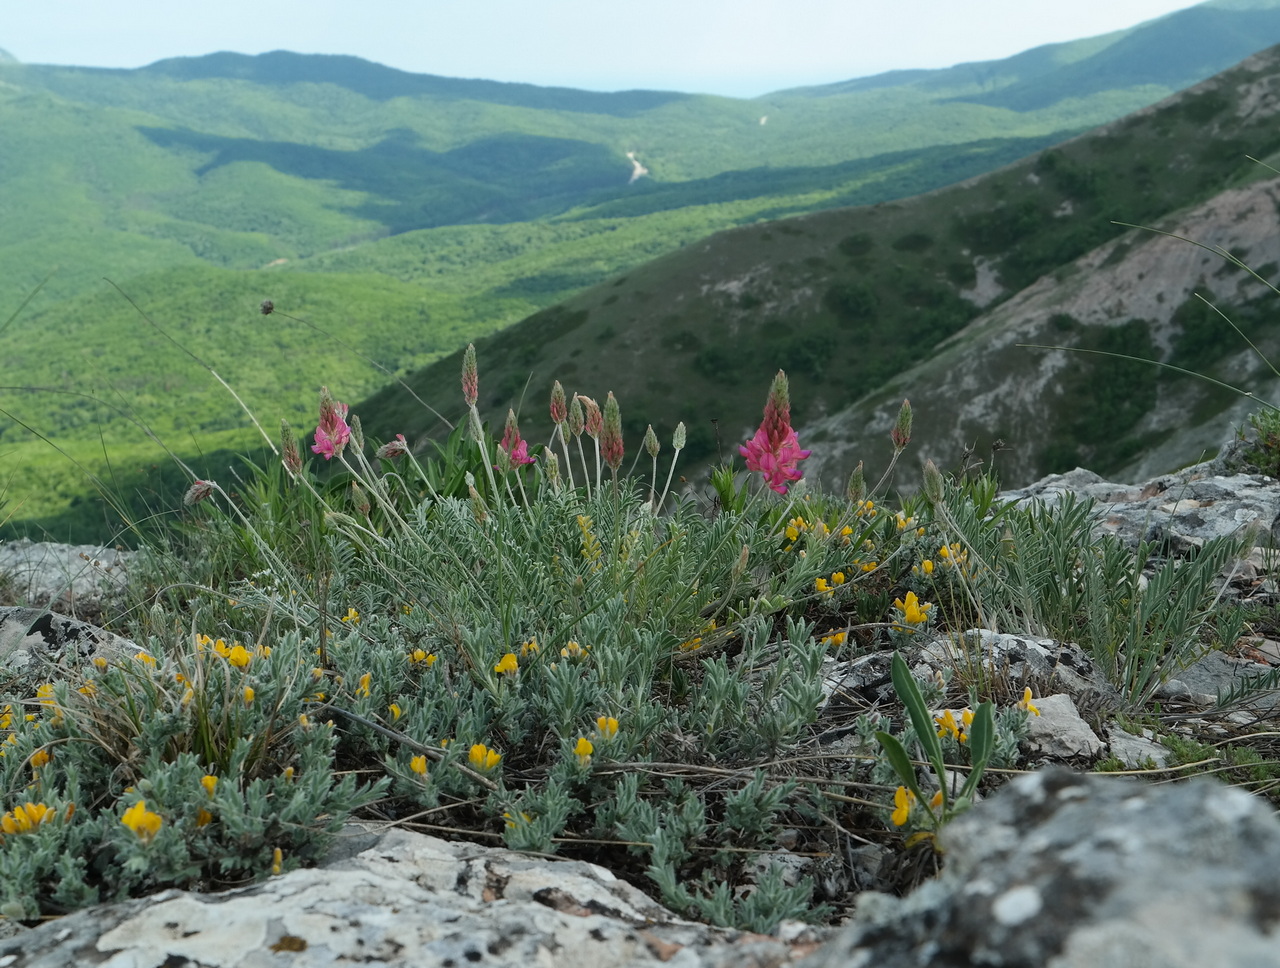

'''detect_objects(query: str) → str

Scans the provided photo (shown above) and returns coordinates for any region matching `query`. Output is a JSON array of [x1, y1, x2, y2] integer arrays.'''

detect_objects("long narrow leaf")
[[890, 651, 946, 781]]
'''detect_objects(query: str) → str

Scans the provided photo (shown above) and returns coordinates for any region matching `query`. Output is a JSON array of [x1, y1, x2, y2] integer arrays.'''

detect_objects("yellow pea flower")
[[121, 800, 163, 843], [891, 786, 915, 826], [410, 755, 427, 776], [493, 653, 518, 676], [468, 744, 502, 772], [1017, 688, 1041, 716], [201, 775, 217, 797], [595, 716, 619, 740], [574, 737, 594, 766]]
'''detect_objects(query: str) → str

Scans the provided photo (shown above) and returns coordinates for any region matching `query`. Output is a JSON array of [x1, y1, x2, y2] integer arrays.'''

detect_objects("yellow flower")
[[1017, 688, 1041, 716], [493, 653, 518, 676], [560, 641, 589, 659], [243, 686, 255, 705], [914, 559, 935, 576], [1, 802, 52, 835], [283, 766, 295, 781], [121, 800, 163, 843], [839, 525, 854, 544], [271, 846, 283, 876], [201, 775, 217, 797], [133, 652, 156, 667], [891, 786, 915, 826], [831, 571, 847, 587], [92, 656, 109, 671], [520, 638, 540, 658], [815, 577, 831, 596], [29, 748, 50, 770], [410, 755, 428, 776], [861, 561, 878, 573], [409, 649, 429, 664], [298, 714, 311, 728], [574, 737, 594, 766], [388, 703, 403, 722], [503, 810, 533, 829], [935, 709, 961, 741], [181, 687, 194, 708], [356, 673, 372, 698], [213, 638, 232, 659], [819, 630, 847, 649], [254, 644, 272, 659], [929, 790, 945, 811], [892, 591, 933, 628], [226, 645, 252, 669], [785, 516, 809, 543], [195, 808, 213, 828], [468, 744, 502, 772], [341, 607, 360, 624], [0, 705, 10, 730], [595, 716, 619, 740]]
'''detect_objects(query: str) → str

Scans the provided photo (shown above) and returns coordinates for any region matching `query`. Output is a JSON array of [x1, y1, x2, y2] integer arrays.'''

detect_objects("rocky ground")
[[3, 447, 1280, 966]]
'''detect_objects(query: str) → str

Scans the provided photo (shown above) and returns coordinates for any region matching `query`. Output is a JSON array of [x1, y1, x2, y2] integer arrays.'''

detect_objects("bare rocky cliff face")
[[803, 53, 1280, 492]]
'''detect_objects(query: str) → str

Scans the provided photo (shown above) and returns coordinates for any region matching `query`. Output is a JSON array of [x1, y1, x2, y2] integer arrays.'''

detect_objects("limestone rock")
[[1023, 694, 1104, 760], [0, 538, 132, 620], [801, 767, 1280, 968], [6, 826, 823, 968]]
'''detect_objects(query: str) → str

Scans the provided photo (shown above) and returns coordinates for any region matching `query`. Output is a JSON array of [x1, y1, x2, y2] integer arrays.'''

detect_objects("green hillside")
[[6, 0, 1280, 540], [355, 45, 1280, 488]]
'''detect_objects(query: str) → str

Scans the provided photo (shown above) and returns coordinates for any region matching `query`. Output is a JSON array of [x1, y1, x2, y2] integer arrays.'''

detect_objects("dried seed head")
[[260, 299, 274, 315]]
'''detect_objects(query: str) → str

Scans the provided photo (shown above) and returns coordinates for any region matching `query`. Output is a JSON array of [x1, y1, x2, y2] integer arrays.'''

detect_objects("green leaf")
[[957, 701, 995, 802], [874, 731, 927, 804], [890, 651, 946, 781]]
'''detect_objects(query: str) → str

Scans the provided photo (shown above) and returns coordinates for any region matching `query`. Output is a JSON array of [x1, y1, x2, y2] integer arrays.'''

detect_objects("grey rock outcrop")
[[6, 826, 822, 968], [0, 538, 132, 620], [801, 767, 1280, 968]]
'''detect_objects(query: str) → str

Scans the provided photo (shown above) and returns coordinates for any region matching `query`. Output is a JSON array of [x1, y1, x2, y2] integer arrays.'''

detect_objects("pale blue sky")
[[7, 0, 1211, 97]]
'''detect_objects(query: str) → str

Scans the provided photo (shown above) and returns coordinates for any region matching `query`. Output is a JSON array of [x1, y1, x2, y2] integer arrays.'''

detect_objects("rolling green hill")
[[6, 0, 1280, 540], [355, 43, 1280, 494]]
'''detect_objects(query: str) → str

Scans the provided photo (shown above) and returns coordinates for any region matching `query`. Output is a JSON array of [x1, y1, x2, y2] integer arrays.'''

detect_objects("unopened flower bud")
[[461, 344, 478, 408], [922, 458, 944, 504], [672, 421, 686, 451], [545, 451, 560, 488], [349, 414, 365, 453], [280, 420, 302, 476], [581, 396, 602, 439], [568, 395, 585, 438], [550, 380, 568, 426], [644, 424, 659, 459], [601, 392, 624, 471], [891, 399, 912, 452], [375, 433, 409, 460], [183, 480, 216, 506], [847, 461, 866, 504], [351, 482, 371, 517]]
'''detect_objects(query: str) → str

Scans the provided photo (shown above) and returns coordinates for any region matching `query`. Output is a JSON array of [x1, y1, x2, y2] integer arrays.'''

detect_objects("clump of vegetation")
[[0, 348, 1260, 932]]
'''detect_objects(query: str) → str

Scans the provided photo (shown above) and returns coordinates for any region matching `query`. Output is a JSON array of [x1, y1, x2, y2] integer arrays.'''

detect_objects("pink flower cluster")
[[739, 370, 811, 495], [312, 387, 351, 460], [497, 410, 536, 470]]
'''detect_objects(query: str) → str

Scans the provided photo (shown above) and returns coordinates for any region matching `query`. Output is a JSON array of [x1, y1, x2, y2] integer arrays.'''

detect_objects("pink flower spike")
[[497, 410, 536, 471], [375, 434, 409, 460], [740, 371, 811, 494], [311, 386, 351, 460]]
